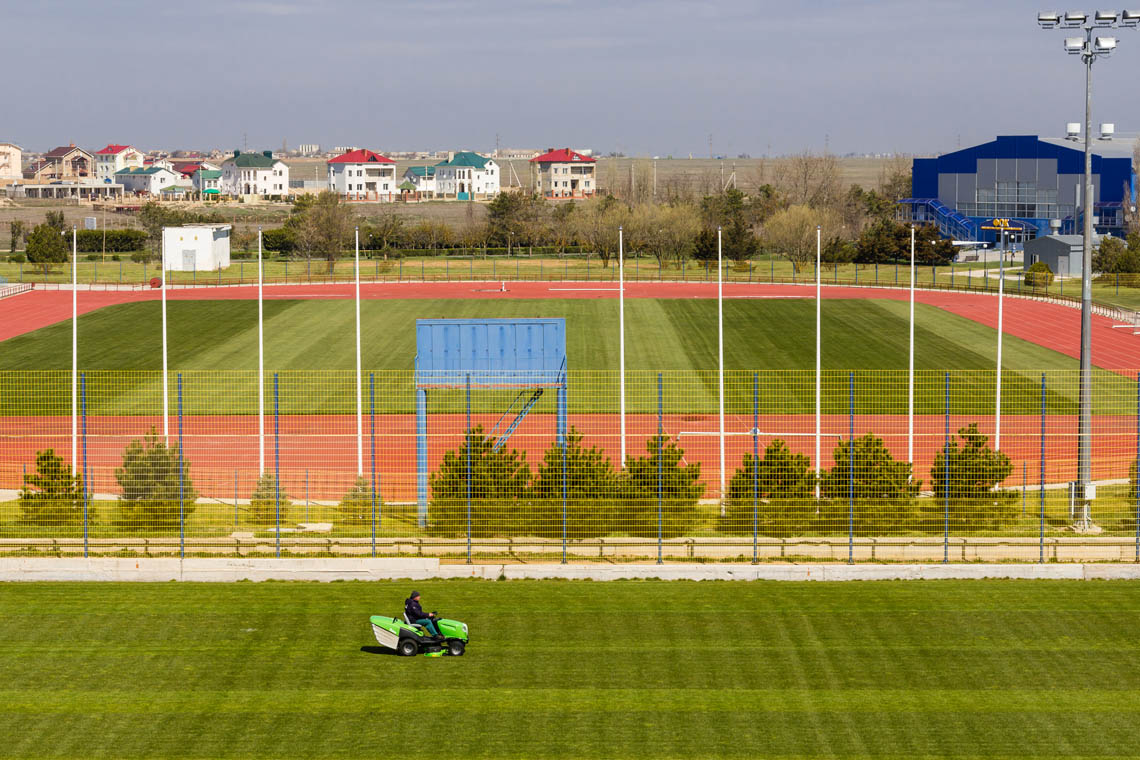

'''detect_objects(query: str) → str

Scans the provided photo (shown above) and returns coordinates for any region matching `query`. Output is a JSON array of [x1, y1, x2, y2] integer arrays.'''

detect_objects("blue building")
[[902, 134, 1137, 244]]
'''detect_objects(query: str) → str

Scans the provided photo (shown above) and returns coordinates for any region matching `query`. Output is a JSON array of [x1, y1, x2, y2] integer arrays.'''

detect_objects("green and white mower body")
[[370, 613, 469, 657]]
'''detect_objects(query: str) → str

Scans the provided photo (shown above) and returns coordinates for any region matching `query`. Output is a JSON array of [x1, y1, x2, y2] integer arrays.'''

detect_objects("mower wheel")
[[447, 640, 465, 657], [397, 639, 418, 657]]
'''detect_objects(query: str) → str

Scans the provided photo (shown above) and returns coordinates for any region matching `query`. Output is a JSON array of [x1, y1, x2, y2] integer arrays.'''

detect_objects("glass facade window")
[[969, 182, 1065, 220]]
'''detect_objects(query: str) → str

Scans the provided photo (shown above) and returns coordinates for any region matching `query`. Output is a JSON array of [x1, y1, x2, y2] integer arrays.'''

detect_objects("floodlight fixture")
[[1095, 34, 1119, 49], [1039, 10, 1062, 26], [1065, 35, 1087, 51], [1094, 9, 1119, 24], [1064, 10, 1090, 24], [1122, 9, 1140, 25]]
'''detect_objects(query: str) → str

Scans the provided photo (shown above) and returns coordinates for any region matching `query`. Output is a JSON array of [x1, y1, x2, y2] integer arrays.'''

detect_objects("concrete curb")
[[3, 559, 1140, 582]]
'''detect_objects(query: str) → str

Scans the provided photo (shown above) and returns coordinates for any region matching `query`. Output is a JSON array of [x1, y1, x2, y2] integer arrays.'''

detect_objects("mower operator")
[[405, 591, 441, 638]]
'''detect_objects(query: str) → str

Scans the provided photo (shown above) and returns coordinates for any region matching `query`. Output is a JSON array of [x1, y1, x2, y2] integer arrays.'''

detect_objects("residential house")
[[193, 169, 222, 195], [0, 143, 21, 183], [530, 148, 596, 199], [327, 148, 397, 200], [23, 144, 94, 182], [434, 151, 499, 199], [143, 157, 175, 171], [403, 165, 436, 197], [95, 144, 145, 181], [220, 150, 290, 196], [115, 166, 182, 195], [172, 160, 219, 181]]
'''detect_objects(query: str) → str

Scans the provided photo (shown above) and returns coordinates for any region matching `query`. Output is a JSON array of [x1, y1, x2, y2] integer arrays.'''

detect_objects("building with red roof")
[[327, 148, 397, 200], [530, 148, 596, 199], [95, 143, 144, 181]]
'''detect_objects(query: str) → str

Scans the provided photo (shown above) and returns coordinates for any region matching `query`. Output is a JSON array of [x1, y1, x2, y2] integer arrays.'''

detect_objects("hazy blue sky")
[[7, 0, 1139, 156]]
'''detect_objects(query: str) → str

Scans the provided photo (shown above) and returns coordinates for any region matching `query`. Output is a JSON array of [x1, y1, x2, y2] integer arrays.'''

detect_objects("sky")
[[6, 0, 1140, 157]]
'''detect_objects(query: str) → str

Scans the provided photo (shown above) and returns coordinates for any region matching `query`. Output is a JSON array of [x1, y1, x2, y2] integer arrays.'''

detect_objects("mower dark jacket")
[[405, 597, 429, 622]]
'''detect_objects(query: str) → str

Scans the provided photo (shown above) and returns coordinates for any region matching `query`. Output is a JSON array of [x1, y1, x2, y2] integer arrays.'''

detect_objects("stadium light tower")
[[1037, 9, 1138, 529]]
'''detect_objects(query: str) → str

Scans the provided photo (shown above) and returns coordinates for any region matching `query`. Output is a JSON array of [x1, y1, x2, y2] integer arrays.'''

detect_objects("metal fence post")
[[234, 469, 238, 530], [753, 372, 759, 565], [81, 372, 88, 559], [1040, 372, 1046, 564], [1022, 461, 1027, 516], [274, 372, 280, 559], [466, 373, 472, 565], [370, 372, 377, 558], [944, 370, 950, 564], [1135, 372, 1139, 563], [561, 402, 568, 565], [178, 372, 184, 559], [848, 371, 854, 564], [658, 372, 664, 565]]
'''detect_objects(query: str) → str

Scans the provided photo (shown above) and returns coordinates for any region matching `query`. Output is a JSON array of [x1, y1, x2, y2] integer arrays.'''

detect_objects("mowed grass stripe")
[[1, 581, 1139, 758], [0, 298, 1126, 415], [0, 298, 1093, 372], [2, 688, 1140, 714]]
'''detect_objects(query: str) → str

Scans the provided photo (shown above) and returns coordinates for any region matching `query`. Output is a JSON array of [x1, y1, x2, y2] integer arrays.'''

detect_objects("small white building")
[[327, 148, 397, 200], [162, 225, 232, 271], [403, 165, 436, 197], [95, 144, 146, 181], [115, 166, 182, 195], [220, 150, 290, 196], [433, 151, 499, 199]]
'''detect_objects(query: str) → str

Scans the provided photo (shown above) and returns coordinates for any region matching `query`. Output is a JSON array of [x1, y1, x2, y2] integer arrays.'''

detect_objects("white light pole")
[[717, 226, 725, 504], [815, 224, 821, 499], [160, 227, 169, 441], [619, 226, 626, 466], [258, 227, 265, 475], [908, 225, 915, 465], [355, 226, 363, 475], [71, 227, 78, 471], [1037, 9, 1137, 528]]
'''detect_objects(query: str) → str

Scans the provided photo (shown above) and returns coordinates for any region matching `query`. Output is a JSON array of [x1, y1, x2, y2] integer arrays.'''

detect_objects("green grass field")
[[1, 580, 1138, 759], [3, 297, 1059, 373], [0, 296, 1121, 417], [0, 298, 1124, 416]]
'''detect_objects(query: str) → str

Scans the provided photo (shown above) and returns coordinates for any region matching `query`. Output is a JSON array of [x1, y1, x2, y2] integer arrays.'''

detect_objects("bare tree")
[[575, 197, 629, 267], [877, 155, 912, 202], [762, 204, 836, 273], [773, 152, 842, 208]]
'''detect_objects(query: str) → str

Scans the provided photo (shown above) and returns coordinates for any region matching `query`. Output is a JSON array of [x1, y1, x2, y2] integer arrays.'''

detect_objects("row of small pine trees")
[[15, 423, 1017, 537]]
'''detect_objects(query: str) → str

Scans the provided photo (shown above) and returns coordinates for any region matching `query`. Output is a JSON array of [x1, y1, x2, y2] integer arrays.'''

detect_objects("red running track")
[[2, 413, 1132, 503], [3, 281, 1139, 373]]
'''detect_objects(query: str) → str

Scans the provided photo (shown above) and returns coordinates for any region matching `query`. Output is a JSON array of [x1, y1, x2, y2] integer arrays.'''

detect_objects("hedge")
[[75, 229, 148, 253]]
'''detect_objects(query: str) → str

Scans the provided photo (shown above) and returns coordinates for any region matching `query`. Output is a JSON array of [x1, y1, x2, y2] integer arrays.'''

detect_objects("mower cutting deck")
[[370, 614, 469, 657]]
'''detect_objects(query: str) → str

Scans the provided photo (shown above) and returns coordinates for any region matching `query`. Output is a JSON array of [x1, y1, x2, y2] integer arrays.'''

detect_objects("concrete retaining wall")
[[3, 558, 1140, 582]]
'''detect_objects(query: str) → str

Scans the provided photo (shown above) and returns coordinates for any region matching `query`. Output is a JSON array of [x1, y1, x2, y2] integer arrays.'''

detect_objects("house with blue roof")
[[433, 151, 499, 200], [901, 131, 1137, 244]]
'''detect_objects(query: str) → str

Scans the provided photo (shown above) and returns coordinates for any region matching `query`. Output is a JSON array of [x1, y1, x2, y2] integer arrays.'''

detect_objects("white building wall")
[[96, 149, 144, 181], [329, 163, 397, 198], [221, 161, 290, 195], [0, 144, 21, 181], [162, 226, 232, 271]]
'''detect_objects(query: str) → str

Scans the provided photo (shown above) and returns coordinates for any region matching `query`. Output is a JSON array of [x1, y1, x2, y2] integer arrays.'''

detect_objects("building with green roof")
[[433, 151, 499, 200], [220, 150, 289, 196]]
